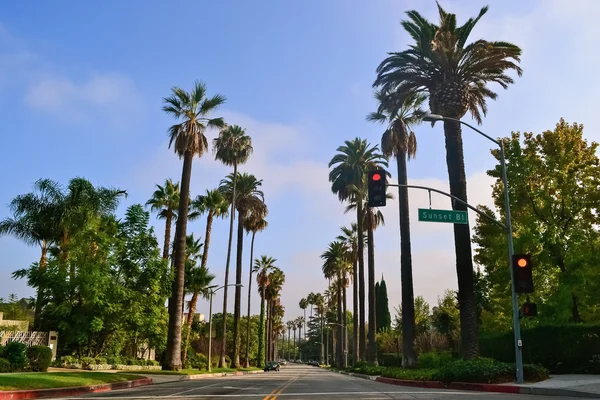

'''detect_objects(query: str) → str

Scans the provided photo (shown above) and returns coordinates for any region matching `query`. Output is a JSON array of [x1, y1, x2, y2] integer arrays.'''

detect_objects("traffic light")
[[522, 302, 538, 317], [368, 169, 386, 207], [512, 254, 533, 293]]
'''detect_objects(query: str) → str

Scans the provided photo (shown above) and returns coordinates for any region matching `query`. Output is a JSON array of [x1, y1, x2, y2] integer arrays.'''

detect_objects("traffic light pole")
[[500, 141, 524, 384]]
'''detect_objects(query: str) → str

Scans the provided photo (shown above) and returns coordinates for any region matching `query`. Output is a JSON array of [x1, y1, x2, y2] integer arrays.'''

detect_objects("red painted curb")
[[0, 378, 153, 399], [375, 377, 521, 394]]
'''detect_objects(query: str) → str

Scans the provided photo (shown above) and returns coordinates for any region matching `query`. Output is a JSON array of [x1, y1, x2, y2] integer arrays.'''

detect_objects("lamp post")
[[329, 322, 348, 368], [207, 283, 243, 373], [423, 113, 524, 384]]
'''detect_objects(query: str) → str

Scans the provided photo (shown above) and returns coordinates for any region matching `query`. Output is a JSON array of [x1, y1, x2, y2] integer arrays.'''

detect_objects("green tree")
[[213, 124, 253, 368], [254, 255, 276, 367], [162, 81, 225, 370], [395, 295, 430, 336], [299, 298, 308, 341], [374, 3, 522, 359], [145, 179, 180, 260], [431, 290, 460, 349], [328, 138, 388, 362], [367, 90, 425, 366], [376, 276, 391, 332], [474, 119, 600, 328]]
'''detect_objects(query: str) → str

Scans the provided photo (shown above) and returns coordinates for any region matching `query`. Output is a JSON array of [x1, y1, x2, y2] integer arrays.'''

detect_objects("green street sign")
[[418, 208, 468, 224]]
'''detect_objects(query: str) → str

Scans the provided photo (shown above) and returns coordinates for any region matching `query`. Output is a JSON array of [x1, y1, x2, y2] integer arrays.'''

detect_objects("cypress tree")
[[378, 276, 391, 331]]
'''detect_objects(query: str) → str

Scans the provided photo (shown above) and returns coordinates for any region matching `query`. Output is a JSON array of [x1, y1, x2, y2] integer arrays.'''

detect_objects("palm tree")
[[328, 138, 387, 362], [213, 124, 253, 368], [265, 269, 285, 361], [219, 172, 264, 368], [182, 263, 215, 365], [298, 298, 308, 341], [162, 80, 226, 370], [146, 179, 180, 260], [0, 187, 57, 330], [254, 255, 276, 367], [337, 224, 360, 365], [373, 4, 522, 358], [306, 292, 316, 319], [244, 214, 268, 367], [314, 293, 325, 364], [367, 90, 426, 366]]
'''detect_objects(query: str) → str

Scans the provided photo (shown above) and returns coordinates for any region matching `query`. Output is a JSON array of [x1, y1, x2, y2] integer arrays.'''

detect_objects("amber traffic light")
[[512, 254, 533, 293], [367, 169, 387, 207]]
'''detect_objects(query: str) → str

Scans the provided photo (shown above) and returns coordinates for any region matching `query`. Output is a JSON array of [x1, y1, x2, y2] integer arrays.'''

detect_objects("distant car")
[[278, 359, 287, 365], [264, 361, 280, 372], [311, 360, 319, 366]]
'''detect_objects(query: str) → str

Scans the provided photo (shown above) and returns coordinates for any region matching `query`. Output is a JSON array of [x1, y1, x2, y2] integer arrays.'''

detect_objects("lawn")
[[0, 372, 144, 391]]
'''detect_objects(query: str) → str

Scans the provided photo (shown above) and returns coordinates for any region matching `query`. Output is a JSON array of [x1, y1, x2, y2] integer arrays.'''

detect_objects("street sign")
[[418, 208, 468, 224]]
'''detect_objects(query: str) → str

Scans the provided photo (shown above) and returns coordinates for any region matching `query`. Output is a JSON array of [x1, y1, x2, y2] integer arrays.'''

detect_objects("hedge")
[[480, 324, 600, 374]]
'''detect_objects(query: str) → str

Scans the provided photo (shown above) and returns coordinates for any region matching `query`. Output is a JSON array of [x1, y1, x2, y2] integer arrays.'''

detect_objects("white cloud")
[[25, 73, 143, 128]]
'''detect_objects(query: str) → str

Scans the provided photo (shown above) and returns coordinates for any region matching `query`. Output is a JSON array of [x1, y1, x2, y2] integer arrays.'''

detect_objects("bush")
[[4, 342, 27, 370], [80, 357, 96, 369], [95, 356, 107, 365], [379, 353, 402, 367], [480, 324, 600, 374], [418, 351, 454, 369], [524, 363, 550, 382], [106, 356, 122, 366], [27, 346, 52, 372], [381, 367, 436, 381], [0, 358, 10, 373], [432, 358, 514, 384]]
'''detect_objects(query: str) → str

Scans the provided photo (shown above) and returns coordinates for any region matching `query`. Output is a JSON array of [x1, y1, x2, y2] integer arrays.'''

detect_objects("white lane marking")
[[164, 381, 226, 397], [64, 390, 496, 398]]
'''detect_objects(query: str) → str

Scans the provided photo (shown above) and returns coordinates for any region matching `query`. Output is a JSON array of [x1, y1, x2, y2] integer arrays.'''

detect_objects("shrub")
[[106, 356, 122, 366], [381, 367, 436, 381], [27, 346, 52, 372], [147, 359, 160, 366], [379, 353, 402, 367], [95, 356, 107, 365], [524, 363, 550, 382], [418, 351, 454, 369], [224, 355, 232, 368], [432, 358, 514, 384], [0, 345, 5, 358], [0, 358, 11, 373], [4, 342, 27, 370], [80, 357, 96, 370], [480, 324, 600, 374]]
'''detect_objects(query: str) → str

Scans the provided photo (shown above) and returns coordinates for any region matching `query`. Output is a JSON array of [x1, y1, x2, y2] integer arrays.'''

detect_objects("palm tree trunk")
[[343, 282, 347, 367], [320, 315, 324, 364], [303, 309, 307, 341], [336, 276, 343, 367], [163, 210, 173, 260], [357, 199, 366, 361], [287, 329, 291, 360], [352, 254, 358, 365], [182, 291, 199, 365], [257, 292, 266, 367], [245, 231, 256, 367], [232, 210, 244, 368], [33, 243, 48, 331], [266, 301, 271, 362], [165, 151, 193, 371], [397, 152, 417, 367], [200, 211, 214, 270], [443, 119, 479, 359], [293, 330, 296, 360], [220, 162, 238, 368], [367, 213, 377, 364]]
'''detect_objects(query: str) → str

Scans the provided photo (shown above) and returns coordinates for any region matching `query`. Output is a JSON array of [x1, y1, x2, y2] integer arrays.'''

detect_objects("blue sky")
[[1, 0, 599, 322]]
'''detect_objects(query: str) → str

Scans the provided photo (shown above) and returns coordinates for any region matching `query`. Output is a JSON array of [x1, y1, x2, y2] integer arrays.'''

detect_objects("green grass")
[[0, 372, 144, 391]]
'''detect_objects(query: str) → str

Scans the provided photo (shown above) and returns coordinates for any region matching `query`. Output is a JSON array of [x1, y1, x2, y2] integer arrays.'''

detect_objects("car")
[[264, 361, 280, 372], [311, 360, 320, 366], [278, 359, 287, 365]]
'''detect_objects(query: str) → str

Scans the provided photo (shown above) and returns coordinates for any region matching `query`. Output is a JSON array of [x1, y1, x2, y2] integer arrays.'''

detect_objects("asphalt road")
[[62, 364, 573, 399]]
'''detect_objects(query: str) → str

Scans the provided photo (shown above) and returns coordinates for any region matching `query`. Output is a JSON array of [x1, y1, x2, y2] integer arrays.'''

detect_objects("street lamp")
[[423, 113, 524, 384], [207, 283, 243, 372], [328, 322, 348, 368]]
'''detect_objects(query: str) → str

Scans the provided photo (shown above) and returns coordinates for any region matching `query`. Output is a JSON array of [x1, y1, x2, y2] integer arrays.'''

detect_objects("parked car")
[[310, 360, 320, 366], [264, 361, 280, 372], [278, 359, 287, 365]]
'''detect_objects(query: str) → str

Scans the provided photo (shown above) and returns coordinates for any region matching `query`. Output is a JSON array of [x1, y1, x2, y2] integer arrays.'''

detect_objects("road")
[[62, 364, 573, 399]]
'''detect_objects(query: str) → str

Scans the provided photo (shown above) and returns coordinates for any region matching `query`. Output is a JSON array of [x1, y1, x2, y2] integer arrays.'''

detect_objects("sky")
[[2, 0, 600, 324]]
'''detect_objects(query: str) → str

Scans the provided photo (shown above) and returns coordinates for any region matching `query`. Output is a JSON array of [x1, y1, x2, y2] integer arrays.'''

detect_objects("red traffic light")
[[517, 257, 528, 268], [372, 173, 382, 181]]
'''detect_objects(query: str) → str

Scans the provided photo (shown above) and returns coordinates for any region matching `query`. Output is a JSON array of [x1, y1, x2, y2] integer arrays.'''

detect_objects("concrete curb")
[[330, 369, 379, 381], [183, 370, 265, 380], [0, 378, 152, 399], [375, 376, 600, 398]]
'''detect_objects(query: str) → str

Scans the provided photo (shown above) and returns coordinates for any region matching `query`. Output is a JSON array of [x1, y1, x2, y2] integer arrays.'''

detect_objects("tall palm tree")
[[329, 138, 387, 362], [306, 292, 316, 319], [265, 269, 285, 361], [254, 255, 276, 367], [0, 187, 57, 330], [182, 263, 215, 365], [367, 90, 426, 366], [298, 298, 308, 341], [314, 293, 325, 364], [146, 179, 180, 260], [337, 224, 360, 365], [213, 124, 253, 368], [219, 172, 264, 368], [373, 4, 522, 358], [286, 321, 293, 360], [244, 214, 268, 367], [162, 80, 226, 370]]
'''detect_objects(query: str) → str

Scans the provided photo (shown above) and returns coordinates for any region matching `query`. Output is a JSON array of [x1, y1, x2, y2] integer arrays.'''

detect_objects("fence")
[[0, 330, 58, 360]]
